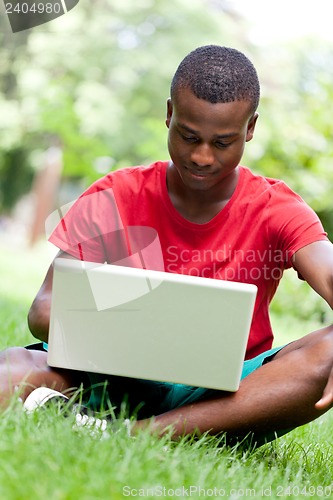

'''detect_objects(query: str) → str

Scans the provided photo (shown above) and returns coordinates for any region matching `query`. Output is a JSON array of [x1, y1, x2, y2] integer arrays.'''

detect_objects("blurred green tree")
[[0, 0, 246, 210], [0, 2, 332, 323], [0, 0, 332, 241], [244, 41, 333, 239]]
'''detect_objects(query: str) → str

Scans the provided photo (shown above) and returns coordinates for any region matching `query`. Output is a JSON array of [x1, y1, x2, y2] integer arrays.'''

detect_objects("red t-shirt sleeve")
[[267, 181, 328, 268], [48, 177, 127, 263]]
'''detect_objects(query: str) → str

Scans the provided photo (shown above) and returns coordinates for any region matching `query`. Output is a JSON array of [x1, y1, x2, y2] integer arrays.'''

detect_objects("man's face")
[[166, 88, 258, 192]]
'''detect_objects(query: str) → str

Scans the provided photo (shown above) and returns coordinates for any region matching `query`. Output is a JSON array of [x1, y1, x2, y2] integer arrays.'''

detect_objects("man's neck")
[[166, 163, 240, 224]]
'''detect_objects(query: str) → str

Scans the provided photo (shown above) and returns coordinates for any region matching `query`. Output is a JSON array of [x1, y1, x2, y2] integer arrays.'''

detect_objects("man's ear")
[[246, 112, 259, 142], [165, 98, 173, 129]]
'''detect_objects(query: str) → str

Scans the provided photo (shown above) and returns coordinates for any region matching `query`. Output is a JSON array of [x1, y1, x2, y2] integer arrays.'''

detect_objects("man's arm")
[[292, 240, 333, 310], [27, 251, 77, 343], [292, 240, 333, 408]]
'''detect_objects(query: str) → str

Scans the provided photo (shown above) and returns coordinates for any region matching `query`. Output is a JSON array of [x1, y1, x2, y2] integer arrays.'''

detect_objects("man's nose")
[[190, 143, 214, 167]]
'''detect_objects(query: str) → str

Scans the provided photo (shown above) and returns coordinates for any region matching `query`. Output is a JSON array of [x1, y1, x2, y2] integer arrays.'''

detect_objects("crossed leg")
[[134, 324, 333, 441], [1, 325, 333, 444]]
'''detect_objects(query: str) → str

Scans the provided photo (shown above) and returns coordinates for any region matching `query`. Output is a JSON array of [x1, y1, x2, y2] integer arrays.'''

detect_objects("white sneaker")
[[23, 387, 109, 433], [23, 387, 69, 413], [23, 387, 132, 436]]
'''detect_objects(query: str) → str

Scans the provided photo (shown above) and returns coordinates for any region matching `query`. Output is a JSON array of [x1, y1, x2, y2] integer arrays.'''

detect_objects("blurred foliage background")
[[0, 0, 332, 329]]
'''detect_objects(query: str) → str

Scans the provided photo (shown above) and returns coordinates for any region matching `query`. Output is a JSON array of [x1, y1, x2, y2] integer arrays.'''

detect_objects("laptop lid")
[[47, 258, 257, 391]]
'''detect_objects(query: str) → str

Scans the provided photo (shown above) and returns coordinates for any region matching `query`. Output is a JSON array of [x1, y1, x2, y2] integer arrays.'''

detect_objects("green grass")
[[1, 242, 333, 499]]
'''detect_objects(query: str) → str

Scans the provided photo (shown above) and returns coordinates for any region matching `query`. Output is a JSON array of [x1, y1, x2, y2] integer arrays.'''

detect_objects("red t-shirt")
[[49, 161, 328, 359]]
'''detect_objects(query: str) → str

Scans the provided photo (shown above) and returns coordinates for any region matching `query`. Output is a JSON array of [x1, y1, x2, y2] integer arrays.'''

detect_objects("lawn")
[[1, 240, 333, 499]]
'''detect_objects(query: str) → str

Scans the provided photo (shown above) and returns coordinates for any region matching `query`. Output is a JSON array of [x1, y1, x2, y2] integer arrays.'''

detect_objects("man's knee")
[[0, 346, 79, 404], [294, 325, 333, 382], [312, 324, 333, 364], [0, 347, 46, 405], [274, 325, 333, 384], [277, 324, 333, 357], [0, 346, 48, 371], [306, 324, 333, 357]]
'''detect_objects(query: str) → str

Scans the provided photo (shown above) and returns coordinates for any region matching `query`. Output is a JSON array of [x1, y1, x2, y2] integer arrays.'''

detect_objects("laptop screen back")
[[47, 258, 257, 391]]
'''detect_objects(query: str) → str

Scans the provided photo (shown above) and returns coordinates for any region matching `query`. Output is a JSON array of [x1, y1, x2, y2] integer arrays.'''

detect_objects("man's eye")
[[181, 134, 197, 143], [216, 141, 231, 148]]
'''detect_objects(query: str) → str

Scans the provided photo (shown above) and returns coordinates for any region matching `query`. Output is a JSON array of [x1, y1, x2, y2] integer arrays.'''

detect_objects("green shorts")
[[86, 345, 284, 417]]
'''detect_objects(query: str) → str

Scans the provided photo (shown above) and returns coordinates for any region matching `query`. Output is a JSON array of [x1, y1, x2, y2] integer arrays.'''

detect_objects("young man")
[[2, 45, 333, 447]]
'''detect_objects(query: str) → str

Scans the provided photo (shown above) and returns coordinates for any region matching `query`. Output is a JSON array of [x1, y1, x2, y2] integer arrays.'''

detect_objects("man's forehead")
[[172, 91, 253, 118], [173, 87, 251, 107]]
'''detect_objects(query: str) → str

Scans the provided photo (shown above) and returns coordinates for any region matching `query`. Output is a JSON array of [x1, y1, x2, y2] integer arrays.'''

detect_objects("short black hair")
[[170, 45, 260, 113]]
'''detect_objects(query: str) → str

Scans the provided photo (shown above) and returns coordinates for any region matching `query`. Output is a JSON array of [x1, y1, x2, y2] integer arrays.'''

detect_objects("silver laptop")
[[47, 258, 257, 391]]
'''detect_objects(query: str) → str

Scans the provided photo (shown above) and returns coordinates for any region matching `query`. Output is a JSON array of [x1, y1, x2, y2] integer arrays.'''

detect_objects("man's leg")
[[134, 325, 333, 442], [0, 347, 82, 407], [2, 325, 333, 445]]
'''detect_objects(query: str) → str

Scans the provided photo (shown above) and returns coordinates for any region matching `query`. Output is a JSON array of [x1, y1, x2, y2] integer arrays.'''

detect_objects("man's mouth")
[[185, 166, 212, 177], [187, 171, 212, 180]]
